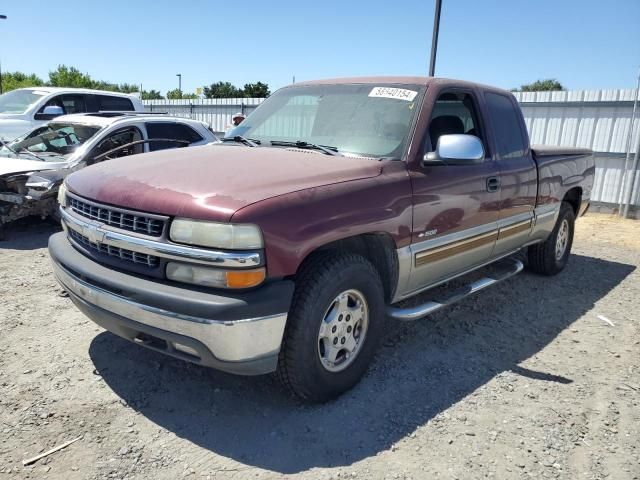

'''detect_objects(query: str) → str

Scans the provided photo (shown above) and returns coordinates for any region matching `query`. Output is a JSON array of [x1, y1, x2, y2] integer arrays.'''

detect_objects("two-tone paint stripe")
[[414, 217, 533, 267]]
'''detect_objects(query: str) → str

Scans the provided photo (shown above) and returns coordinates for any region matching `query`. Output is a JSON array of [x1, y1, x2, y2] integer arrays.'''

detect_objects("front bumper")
[[49, 232, 294, 375]]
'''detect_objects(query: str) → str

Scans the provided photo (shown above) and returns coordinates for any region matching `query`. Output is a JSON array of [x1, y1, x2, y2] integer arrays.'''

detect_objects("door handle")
[[486, 176, 500, 192]]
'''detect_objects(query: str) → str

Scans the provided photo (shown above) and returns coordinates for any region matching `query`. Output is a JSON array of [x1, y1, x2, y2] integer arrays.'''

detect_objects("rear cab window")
[[145, 122, 204, 151], [98, 95, 134, 111]]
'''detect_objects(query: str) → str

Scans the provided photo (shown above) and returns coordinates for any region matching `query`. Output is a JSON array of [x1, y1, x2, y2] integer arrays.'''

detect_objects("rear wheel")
[[527, 201, 575, 275], [277, 252, 385, 402]]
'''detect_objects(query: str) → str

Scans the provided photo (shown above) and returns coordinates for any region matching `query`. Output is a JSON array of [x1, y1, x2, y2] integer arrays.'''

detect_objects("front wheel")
[[277, 252, 385, 402], [527, 201, 575, 275]]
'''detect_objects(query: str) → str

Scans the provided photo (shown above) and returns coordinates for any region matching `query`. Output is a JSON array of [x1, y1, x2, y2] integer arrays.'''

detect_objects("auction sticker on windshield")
[[369, 87, 418, 101]]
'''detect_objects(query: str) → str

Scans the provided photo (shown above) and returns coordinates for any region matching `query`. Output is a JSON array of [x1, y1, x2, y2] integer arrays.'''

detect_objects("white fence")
[[514, 89, 640, 209], [144, 88, 640, 210], [143, 98, 264, 135]]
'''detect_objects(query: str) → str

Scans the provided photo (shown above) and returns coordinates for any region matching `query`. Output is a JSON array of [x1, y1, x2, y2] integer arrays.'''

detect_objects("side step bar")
[[386, 258, 524, 321]]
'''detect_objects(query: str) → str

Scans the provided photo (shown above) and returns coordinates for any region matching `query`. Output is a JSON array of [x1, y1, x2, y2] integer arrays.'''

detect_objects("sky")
[[1, 0, 639, 95]]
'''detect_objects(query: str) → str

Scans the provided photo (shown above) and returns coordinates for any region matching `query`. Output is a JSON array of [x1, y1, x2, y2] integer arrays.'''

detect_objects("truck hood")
[[66, 145, 383, 222], [0, 157, 65, 177]]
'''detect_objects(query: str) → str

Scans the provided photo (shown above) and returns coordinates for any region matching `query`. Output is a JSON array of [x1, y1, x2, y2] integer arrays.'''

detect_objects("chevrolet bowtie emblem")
[[82, 224, 106, 244]]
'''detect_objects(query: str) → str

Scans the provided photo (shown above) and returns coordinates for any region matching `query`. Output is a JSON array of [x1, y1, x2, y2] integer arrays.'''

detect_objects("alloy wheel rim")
[[555, 219, 569, 260], [317, 289, 369, 373]]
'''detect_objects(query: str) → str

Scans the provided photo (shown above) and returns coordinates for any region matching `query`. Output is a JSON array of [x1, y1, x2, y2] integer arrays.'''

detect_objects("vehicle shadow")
[[0, 218, 60, 250], [89, 254, 635, 474]]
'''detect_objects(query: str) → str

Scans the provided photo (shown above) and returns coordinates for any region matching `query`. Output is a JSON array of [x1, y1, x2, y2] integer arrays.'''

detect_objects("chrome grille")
[[69, 196, 165, 236], [69, 229, 160, 268]]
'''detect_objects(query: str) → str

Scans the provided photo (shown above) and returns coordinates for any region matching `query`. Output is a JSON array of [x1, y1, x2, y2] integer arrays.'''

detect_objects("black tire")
[[277, 252, 385, 403], [528, 201, 575, 275]]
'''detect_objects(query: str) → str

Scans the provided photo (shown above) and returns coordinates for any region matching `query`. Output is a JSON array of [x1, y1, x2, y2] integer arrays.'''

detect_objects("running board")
[[386, 258, 524, 321]]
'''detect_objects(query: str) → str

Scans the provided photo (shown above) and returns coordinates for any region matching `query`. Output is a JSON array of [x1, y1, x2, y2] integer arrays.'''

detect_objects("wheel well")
[[563, 187, 582, 216], [297, 234, 399, 303]]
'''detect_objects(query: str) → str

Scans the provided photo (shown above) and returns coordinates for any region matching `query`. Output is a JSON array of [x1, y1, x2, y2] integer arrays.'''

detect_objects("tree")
[[203, 81, 243, 98], [166, 88, 183, 99], [243, 82, 270, 98], [48, 65, 95, 88], [515, 79, 565, 92], [141, 89, 164, 100], [1, 72, 45, 92]]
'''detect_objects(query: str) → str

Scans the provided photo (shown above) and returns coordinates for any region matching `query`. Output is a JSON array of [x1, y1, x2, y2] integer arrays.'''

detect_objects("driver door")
[[405, 89, 501, 295]]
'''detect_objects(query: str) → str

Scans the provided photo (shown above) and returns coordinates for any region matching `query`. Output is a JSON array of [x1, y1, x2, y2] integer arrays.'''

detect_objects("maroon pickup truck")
[[49, 77, 594, 402]]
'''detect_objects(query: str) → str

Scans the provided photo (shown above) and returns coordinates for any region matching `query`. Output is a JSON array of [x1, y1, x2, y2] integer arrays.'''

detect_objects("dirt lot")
[[0, 213, 639, 480]]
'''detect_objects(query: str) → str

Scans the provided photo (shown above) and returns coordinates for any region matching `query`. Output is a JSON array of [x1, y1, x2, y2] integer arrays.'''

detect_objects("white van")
[[0, 87, 144, 141]]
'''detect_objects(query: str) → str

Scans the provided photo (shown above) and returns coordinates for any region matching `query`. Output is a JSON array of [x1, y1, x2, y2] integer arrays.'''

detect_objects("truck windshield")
[[0, 122, 101, 161], [230, 83, 425, 159], [0, 89, 48, 114]]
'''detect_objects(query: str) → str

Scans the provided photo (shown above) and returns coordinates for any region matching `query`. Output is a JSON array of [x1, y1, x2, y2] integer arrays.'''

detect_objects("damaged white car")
[[0, 112, 217, 238]]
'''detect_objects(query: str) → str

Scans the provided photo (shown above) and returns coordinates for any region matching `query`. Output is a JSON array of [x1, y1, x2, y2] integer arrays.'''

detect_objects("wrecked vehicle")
[[0, 113, 217, 238]]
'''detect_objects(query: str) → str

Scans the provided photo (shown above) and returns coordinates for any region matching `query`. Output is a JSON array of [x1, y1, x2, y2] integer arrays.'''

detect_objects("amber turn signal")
[[225, 268, 266, 288]]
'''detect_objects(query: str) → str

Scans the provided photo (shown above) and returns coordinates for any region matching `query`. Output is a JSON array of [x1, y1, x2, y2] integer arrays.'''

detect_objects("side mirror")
[[423, 134, 485, 166], [34, 105, 65, 120]]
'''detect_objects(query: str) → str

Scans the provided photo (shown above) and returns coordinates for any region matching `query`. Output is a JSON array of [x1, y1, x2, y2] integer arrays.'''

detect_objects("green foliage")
[[166, 88, 183, 99], [1, 65, 143, 95], [514, 79, 565, 92], [141, 89, 164, 100], [1, 72, 45, 92], [243, 82, 270, 98], [48, 65, 95, 88], [203, 81, 244, 98], [202, 81, 271, 98]]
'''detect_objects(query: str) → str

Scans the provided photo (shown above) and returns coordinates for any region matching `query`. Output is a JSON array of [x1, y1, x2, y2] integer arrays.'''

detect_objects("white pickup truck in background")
[[0, 87, 144, 141]]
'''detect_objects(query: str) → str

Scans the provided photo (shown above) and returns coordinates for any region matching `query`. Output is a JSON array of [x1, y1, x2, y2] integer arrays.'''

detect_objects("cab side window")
[[484, 92, 526, 160], [90, 127, 143, 164], [60, 95, 86, 114], [427, 91, 484, 152], [145, 122, 203, 151]]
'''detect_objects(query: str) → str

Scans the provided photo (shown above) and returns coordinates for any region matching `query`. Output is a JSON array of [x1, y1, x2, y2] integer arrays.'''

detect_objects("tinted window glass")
[[90, 127, 143, 163], [98, 95, 134, 111], [60, 95, 86, 114], [485, 93, 526, 159], [427, 92, 484, 151], [146, 122, 203, 151]]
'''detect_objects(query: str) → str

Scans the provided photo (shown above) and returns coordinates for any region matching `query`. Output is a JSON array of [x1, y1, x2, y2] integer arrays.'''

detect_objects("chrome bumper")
[[49, 232, 291, 375]]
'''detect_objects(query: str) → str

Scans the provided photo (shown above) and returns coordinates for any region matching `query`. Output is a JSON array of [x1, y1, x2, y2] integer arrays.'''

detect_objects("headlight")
[[166, 262, 265, 289], [57, 182, 67, 207], [169, 218, 263, 250]]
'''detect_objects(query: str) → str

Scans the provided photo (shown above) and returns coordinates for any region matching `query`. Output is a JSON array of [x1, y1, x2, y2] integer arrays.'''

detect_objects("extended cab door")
[[482, 91, 537, 255], [404, 88, 501, 296]]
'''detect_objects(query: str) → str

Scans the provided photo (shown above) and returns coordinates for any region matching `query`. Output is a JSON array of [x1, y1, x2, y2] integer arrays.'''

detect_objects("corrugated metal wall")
[[144, 88, 640, 207], [513, 89, 640, 207], [143, 98, 264, 135]]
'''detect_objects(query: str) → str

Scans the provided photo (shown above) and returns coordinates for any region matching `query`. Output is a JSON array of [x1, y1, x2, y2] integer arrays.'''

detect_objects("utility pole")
[[619, 67, 640, 217], [0, 15, 7, 95], [176, 73, 182, 94], [428, 0, 442, 77]]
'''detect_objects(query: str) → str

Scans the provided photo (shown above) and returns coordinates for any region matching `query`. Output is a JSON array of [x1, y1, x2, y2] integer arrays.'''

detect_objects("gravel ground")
[[0, 213, 639, 480]]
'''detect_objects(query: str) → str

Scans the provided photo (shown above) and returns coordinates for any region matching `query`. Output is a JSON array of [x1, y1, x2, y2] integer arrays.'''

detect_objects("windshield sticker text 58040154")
[[368, 87, 418, 101]]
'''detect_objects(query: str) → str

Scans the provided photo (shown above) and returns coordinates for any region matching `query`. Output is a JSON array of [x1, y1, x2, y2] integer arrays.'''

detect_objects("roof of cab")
[[16, 86, 141, 99], [289, 76, 512, 95], [51, 113, 206, 128]]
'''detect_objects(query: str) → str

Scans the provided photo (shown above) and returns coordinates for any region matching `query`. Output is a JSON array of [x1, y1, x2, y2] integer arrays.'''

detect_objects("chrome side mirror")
[[423, 134, 485, 166], [42, 105, 64, 116]]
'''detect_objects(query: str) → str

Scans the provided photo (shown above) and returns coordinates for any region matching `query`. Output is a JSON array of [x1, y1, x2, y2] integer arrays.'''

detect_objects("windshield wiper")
[[0, 139, 47, 162], [221, 136, 260, 147], [270, 140, 343, 156]]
